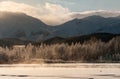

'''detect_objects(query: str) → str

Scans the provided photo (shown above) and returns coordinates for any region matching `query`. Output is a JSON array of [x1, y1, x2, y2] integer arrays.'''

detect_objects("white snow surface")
[[0, 63, 120, 79]]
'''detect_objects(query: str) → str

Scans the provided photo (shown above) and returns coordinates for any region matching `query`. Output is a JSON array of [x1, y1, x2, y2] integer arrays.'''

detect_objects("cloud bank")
[[0, 1, 70, 25], [0, 1, 120, 25]]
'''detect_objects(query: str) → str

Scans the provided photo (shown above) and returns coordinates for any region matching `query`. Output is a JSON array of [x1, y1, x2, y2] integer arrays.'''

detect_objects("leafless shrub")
[[0, 37, 120, 63]]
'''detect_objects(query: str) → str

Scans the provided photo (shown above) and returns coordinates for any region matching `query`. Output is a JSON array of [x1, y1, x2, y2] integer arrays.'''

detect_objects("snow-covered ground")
[[0, 63, 120, 79]]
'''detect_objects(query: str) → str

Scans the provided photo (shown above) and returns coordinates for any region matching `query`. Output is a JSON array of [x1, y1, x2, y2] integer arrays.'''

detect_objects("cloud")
[[0, 1, 70, 25], [38, 3, 71, 25], [0, 1, 120, 26], [69, 10, 120, 19]]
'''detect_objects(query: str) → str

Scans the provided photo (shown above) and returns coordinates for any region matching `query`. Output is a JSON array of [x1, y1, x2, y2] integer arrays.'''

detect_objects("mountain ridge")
[[0, 11, 120, 41], [0, 11, 52, 40]]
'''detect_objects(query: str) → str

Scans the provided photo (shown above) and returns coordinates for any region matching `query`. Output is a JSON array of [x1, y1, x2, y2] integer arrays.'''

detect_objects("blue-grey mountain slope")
[[53, 15, 120, 37], [0, 12, 52, 40], [0, 11, 120, 41]]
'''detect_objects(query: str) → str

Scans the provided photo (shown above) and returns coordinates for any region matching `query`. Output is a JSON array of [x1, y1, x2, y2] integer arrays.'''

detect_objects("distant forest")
[[0, 33, 120, 64]]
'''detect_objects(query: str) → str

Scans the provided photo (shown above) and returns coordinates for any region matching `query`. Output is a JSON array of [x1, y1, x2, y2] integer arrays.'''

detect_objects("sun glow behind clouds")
[[0, 1, 39, 17]]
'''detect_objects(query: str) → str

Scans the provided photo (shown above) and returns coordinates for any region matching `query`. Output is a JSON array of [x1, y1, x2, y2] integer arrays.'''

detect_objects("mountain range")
[[0, 12, 51, 41], [0, 11, 120, 41]]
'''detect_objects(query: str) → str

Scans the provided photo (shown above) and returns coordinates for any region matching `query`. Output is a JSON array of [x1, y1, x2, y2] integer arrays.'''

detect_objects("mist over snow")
[[0, 1, 120, 25]]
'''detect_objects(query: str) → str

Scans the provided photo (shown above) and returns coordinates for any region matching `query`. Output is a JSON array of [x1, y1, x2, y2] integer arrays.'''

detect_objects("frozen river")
[[0, 63, 120, 79]]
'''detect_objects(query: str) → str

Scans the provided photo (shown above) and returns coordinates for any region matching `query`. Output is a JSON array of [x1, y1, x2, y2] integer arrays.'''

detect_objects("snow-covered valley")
[[0, 63, 119, 79]]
